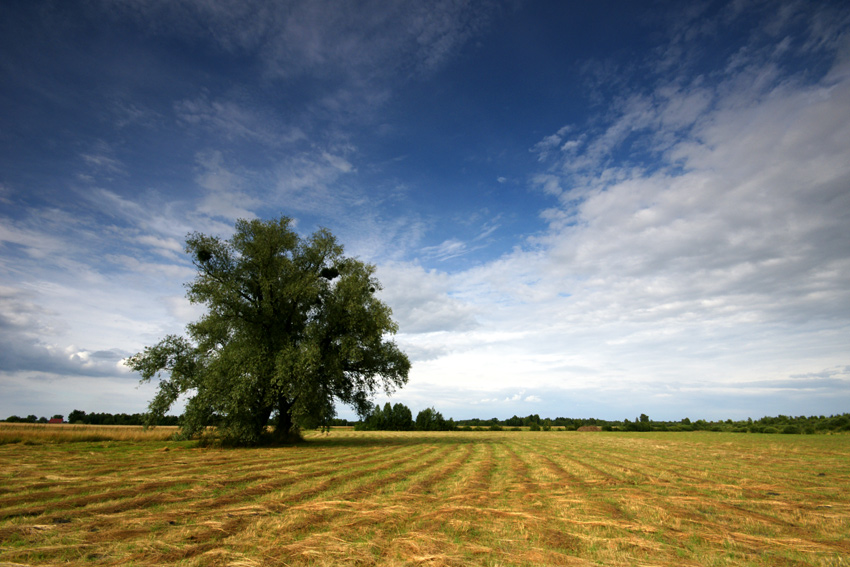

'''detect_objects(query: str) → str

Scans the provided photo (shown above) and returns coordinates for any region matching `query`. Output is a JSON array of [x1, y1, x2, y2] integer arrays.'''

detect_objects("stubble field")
[[0, 425, 848, 566]]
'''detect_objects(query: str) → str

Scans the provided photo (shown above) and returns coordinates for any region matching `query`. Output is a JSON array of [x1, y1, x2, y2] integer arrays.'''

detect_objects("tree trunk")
[[255, 405, 274, 442], [274, 397, 294, 441]]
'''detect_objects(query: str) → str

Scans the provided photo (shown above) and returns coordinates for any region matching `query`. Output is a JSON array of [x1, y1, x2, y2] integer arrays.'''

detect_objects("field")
[[0, 425, 848, 566]]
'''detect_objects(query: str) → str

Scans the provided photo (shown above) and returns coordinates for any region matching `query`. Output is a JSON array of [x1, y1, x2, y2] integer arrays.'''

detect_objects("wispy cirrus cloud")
[[102, 0, 500, 88], [174, 94, 306, 147]]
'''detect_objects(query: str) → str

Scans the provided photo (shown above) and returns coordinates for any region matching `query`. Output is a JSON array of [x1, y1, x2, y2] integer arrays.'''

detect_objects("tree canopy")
[[127, 217, 410, 445]]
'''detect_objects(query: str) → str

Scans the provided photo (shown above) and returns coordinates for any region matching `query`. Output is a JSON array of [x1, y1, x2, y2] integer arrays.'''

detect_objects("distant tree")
[[366, 404, 387, 430], [523, 414, 540, 426], [68, 410, 86, 424], [389, 403, 414, 430], [415, 407, 452, 431], [51, 414, 63, 421], [127, 217, 410, 445], [504, 415, 523, 427], [356, 402, 414, 431]]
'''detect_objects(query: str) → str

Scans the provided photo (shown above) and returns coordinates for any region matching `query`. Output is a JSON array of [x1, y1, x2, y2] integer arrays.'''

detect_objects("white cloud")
[[0, 371, 163, 417], [134, 234, 184, 257], [376, 262, 478, 335], [270, 150, 363, 217], [105, 0, 499, 117], [161, 295, 206, 327], [175, 95, 306, 147], [530, 125, 571, 161], [193, 150, 259, 222], [393, 6, 850, 416], [421, 238, 468, 261], [80, 151, 125, 176]]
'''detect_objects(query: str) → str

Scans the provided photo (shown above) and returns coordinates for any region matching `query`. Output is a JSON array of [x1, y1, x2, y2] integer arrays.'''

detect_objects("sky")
[[1, 0, 849, 423]]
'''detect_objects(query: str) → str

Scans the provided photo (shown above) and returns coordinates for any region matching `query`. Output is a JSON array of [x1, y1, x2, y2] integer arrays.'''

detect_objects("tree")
[[415, 407, 452, 431], [127, 217, 411, 445], [68, 410, 86, 424], [356, 402, 413, 431], [389, 403, 413, 430]]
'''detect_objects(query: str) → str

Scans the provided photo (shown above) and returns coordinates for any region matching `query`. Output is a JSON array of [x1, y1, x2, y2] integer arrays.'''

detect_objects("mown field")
[[0, 425, 848, 566]]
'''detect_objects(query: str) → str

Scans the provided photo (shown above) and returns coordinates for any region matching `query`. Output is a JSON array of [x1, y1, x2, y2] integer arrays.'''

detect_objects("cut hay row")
[[0, 429, 847, 566]]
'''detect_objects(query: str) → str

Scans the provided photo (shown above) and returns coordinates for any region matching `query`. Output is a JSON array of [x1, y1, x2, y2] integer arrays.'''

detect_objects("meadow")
[[0, 425, 847, 566]]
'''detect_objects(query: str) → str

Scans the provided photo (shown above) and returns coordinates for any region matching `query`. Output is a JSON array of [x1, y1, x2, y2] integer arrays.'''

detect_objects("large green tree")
[[127, 217, 410, 445]]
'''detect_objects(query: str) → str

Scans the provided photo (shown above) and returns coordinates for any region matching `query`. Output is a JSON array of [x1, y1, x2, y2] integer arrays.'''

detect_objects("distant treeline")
[[353, 406, 850, 434], [355, 403, 455, 431], [4, 409, 849, 434], [3, 410, 180, 426]]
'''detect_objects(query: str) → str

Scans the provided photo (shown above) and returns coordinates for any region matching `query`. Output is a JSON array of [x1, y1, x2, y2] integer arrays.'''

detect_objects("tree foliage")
[[414, 407, 454, 431], [356, 402, 414, 431], [127, 217, 410, 445]]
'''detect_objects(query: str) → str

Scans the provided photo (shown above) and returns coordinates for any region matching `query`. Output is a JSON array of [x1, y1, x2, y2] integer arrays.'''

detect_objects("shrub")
[[528, 422, 541, 431]]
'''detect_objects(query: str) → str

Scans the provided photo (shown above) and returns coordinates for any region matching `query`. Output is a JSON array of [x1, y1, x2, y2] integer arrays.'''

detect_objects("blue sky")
[[2, 0, 849, 422]]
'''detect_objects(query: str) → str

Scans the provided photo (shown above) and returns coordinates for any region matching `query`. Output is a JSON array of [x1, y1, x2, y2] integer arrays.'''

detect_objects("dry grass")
[[0, 423, 178, 444], [0, 428, 848, 566]]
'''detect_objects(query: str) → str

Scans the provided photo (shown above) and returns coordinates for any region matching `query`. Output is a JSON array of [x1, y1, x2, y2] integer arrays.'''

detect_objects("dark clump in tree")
[[127, 217, 411, 446]]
